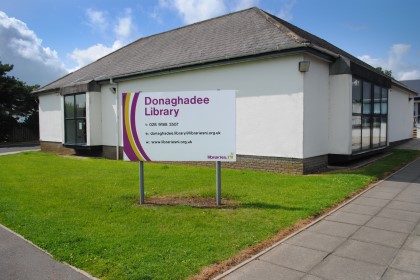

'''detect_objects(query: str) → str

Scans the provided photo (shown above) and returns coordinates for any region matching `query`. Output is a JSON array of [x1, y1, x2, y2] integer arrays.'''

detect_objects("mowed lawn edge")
[[0, 150, 418, 280]]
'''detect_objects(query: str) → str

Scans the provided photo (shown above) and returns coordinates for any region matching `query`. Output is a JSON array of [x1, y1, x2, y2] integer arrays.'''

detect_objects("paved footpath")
[[0, 144, 40, 156], [219, 156, 420, 280], [0, 225, 95, 280]]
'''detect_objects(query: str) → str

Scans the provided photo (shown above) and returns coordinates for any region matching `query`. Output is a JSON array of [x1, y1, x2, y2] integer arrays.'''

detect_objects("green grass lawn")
[[0, 150, 419, 279]]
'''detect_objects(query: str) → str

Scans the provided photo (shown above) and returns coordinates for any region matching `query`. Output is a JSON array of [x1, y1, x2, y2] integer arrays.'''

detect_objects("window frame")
[[351, 77, 388, 154], [64, 93, 87, 145]]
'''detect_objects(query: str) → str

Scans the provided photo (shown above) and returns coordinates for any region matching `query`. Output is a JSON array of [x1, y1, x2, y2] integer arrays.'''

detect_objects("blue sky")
[[1, 0, 419, 86]]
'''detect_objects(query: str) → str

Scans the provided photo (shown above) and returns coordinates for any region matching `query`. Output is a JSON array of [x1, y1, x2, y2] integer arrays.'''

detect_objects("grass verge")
[[0, 149, 419, 279]]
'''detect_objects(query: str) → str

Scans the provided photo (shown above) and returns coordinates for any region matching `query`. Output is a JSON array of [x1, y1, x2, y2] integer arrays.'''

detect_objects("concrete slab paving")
[[301, 275, 325, 280], [401, 186, 420, 196], [310, 255, 386, 280], [325, 211, 372, 226], [259, 244, 328, 273], [386, 200, 420, 213], [362, 190, 399, 200], [340, 203, 382, 216], [351, 226, 409, 248], [218, 154, 420, 280], [284, 231, 346, 253], [223, 260, 304, 280], [382, 268, 420, 280], [414, 223, 420, 235], [377, 208, 420, 222], [403, 235, 420, 252], [307, 220, 360, 238], [394, 194, 420, 204], [351, 196, 391, 207], [375, 181, 410, 191], [390, 249, 420, 274], [365, 216, 417, 233], [333, 239, 398, 266]]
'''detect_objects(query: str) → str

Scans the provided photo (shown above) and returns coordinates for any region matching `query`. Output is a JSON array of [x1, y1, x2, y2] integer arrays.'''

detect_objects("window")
[[361, 81, 371, 151], [64, 94, 86, 145], [352, 78, 388, 153], [352, 79, 362, 151]]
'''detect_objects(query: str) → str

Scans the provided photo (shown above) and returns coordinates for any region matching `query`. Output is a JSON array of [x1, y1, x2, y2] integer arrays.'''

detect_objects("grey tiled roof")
[[34, 7, 382, 93], [401, 80, 420, 94]]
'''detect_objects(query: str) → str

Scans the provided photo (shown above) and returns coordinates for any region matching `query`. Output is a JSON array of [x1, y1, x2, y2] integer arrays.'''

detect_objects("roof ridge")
[[257, 9, 392, 79], [35, 7, 259, 91], [254, 8, 307, 44], [94, 7, 258, 64]]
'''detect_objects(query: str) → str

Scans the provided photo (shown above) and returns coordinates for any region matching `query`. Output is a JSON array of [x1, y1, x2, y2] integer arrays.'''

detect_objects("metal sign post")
[[139, 161, 145, 204], [216, 161, 221, 205]]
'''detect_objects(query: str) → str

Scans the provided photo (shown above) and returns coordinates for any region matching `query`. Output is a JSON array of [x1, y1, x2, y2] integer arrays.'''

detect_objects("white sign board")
[[123, 90, 236, 161]]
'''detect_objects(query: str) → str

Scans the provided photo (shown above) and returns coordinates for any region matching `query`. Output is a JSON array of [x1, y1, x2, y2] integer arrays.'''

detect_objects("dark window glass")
[[64, 95, 75, 118], [64, 93, 86, 145], [381, 88, 388, 115], [362, 116, 371, 150], [373, 85, 381, 114], [372, 116, 381, 148], [352, 116, 362, 151], [352, 78, 362, 152], [380, 116, 387, 146], [362, 81, 371, 115], [352, 79, 388, 154], [75, 94, 86, 118], [76, 120, 86, 143], [352, 78, 362, 113], [65, 120, 76, 144]]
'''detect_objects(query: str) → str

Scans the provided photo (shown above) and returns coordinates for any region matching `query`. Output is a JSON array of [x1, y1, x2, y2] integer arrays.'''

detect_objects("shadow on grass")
[[239, 202, 308, 211], [136, 197, 308, 211]]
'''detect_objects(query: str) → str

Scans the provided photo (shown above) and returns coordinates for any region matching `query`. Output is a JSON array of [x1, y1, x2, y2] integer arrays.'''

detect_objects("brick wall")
[[40, 141, 75, 155], [162, 154, 328, 175], [42, 143, 328, 174]]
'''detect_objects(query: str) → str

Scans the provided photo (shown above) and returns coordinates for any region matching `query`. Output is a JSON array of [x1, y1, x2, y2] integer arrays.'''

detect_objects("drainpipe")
[[110, 78, 119, 160]]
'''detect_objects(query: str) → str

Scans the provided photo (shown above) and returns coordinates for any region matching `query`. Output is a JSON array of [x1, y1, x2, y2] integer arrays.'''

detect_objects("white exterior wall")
[[302, 56, 330, 157], [39, 93, 63, 142], [108, 56, 306, 158], [86, 91, 102, 145], [101, 88, 118, 146], [389, 86, 414, 143], [328, 74, 352, 155]]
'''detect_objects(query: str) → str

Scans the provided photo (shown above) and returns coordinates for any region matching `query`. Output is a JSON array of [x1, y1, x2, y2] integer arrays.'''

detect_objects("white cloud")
[[114, 8, 135, 40], [66, 8, 137, 72], [68, 40, 123, 72], [357, 55, 383, 67], [358, 44, 420, 80], [161, 0, 227, 24], [278, 0, 296, 21], [399, 70, 420, 80], [156, 0, 260, 24], [0, 11, 67, 85], [156, 0, 295, 24], [86, 8, 108, 32]]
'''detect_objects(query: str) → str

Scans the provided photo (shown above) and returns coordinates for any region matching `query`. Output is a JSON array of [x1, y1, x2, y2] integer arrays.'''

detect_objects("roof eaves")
[[32, 87, 60, 95], [96, 45, 309, 83], [392, 79, 419, 96]]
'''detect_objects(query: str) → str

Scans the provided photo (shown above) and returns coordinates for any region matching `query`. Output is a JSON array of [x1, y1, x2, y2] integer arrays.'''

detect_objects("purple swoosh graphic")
[[130, 92, 151, 161]]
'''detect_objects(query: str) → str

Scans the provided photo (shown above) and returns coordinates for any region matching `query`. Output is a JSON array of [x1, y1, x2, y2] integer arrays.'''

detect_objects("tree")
[[375, 67, 393, 78], [0, 61, 40, 142]]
